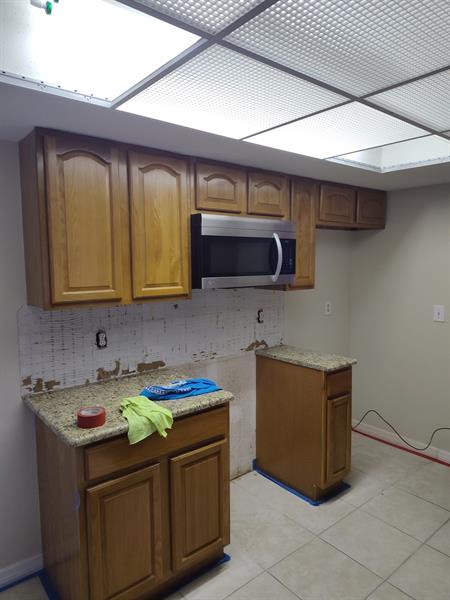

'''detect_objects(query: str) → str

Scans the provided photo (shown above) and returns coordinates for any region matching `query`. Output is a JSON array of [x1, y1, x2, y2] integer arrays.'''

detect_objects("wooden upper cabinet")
[[248, 172, 290, 218], [317, 184, 356, 227], [128, 151, 191, 299], [87, 464, 164, 600], [289, 179, 318, 289], [170, 439, 230, 572], [195, 162, 246, 214], [43, 134, 129, 305], [356, 189, 386, 228]]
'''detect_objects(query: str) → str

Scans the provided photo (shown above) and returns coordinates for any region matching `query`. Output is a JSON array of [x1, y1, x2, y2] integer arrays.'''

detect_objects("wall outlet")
[[324, 301, 332, 316], [433, 305, 445, 322], [96, 329, 108, 349]]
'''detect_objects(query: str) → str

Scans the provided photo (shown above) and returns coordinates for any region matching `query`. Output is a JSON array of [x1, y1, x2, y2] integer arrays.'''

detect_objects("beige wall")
[[0, 142, 42, 579], [350, 184, 450, 452], [283, 229, 353, 355]]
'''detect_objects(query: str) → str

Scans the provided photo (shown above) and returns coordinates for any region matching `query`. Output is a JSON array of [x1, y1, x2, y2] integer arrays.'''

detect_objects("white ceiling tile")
[[247, 102, 428, 158], [227, 0, 450, 95], [118, 45, 346, 138], [368, 70, 450, 132], [0, 0, 199, 100], [132, 0, 263, 33]]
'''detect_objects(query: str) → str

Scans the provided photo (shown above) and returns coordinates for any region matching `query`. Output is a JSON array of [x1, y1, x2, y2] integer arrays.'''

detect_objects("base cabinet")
[[256, 356, 351, 500], [36, 406, 230, 600]]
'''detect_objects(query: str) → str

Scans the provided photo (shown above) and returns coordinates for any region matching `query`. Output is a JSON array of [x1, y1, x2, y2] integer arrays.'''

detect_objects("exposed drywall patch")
[[44, 380, 60, 391], [244, 339, 268, 352], [18, 288, 283, 393]]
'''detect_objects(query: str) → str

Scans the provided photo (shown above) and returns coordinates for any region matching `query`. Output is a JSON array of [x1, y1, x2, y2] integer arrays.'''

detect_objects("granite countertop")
[[256, 345, 357, 372], [24, 368, 233, 447]]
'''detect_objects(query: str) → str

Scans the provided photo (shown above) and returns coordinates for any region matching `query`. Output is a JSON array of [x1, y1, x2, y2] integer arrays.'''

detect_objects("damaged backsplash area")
[[18, 288, 283, 394]]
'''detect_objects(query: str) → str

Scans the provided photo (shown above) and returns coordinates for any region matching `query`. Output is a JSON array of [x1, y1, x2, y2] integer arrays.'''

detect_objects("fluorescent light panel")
[[0, 0, 199, 100], [118, 45, 346, 139], [227, 0, 450, 95], [330, 135, 450, 172], [132, 0, 263, 33], [247, 102, 428, 159], [369, 70, 450, 132]]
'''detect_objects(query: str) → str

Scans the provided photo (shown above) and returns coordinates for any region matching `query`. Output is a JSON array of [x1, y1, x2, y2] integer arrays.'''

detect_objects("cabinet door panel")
[[290, 179, 317, 288], [87, 464, 163, 600], [318, 185, 356, 225], [248, 172, 289, 218], [196, 162, 246, 213], [129, 152, 190, 299], [356, 189, 386, 227], [44, 135, 126, 304], [326, 394, 351, 484], [170, 439, 229, 572]]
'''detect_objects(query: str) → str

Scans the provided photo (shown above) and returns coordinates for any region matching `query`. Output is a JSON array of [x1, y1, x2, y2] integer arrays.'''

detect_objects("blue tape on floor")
[[252, 459, 350, 506]]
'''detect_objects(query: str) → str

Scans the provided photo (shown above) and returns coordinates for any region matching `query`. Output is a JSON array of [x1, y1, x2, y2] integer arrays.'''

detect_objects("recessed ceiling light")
[[118, 45, 346, 138], [0, 0, 199, 100], [246, 102, 428, 159]]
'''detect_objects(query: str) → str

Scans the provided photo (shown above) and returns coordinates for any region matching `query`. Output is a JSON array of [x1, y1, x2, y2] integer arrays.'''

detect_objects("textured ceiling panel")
[[118, 45, 346, 138], [132, 0, 264, 33], [369, 70, 450, 132], [227, 0, 450, 95], [247, 102, 428, 158]]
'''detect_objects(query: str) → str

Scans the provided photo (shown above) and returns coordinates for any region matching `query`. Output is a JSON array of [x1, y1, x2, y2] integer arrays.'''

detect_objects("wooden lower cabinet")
[[35, 406, 230, 600], [256, 356, 351, 500]]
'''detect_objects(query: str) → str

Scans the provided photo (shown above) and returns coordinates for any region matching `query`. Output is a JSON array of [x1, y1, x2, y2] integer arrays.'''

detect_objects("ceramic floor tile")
[[362, 487, 450, 542], [321, 509, 421, 578], [395, 462, 450, 510], [0, 578, 48, 600], [426, 519, 450, 557], [340, 468, 391, 507], [179, 544, 263, 600], [389, 545, 450, 600], [226, 572, 298, 600], [367, 582, 413, 600], [231, 483, 314, 568], [269, 538, 382, 600], [234, 471, 355, 534]]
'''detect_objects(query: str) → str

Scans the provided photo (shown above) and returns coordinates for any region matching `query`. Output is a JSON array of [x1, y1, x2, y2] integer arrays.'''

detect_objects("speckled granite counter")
[[256, 345, 357, 372], [24, 368, 233, 447]]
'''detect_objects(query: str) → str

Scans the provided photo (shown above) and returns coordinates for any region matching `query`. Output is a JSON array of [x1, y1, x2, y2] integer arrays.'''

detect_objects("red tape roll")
[[77, 406, 106, 429]]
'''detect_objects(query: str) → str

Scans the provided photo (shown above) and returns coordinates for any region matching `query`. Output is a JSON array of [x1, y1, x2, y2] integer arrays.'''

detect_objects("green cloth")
[[120, 396, 173, 445]]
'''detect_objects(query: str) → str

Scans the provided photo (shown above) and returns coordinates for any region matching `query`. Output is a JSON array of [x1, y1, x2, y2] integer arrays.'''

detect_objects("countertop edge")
[[256, 346, 357, 373]]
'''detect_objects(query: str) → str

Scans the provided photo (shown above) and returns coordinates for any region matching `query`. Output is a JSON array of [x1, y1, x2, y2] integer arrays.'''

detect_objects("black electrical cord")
[[352, 409, 450, 451]]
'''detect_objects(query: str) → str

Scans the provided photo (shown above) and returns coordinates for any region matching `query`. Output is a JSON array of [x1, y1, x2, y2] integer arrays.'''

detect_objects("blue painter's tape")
[[252, 459, 350, 506]]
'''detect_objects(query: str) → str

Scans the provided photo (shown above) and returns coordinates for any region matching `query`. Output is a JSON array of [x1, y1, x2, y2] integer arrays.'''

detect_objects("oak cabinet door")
[[248, 172, 290, 218], [170, 439, 230, 572], [196, 162, 246, 213], [44, 135, 127, 304], [128, 151, 190, 299], [326, 394, 352, 484], [87, 464, 163, 600], [318, 185, 356, 226], [289, 179, 318, 289], [356, 189, 386, 227]]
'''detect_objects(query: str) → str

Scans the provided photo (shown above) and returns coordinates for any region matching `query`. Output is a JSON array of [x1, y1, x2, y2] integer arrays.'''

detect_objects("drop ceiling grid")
[[247, 102, 428, 159], [368, 69, 450, 132], [225, 0, 450, 96], [118, 45, 346, 139]]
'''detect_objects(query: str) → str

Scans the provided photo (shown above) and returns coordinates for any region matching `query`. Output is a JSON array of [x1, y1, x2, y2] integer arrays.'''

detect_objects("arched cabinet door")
[[128, 151, 191, 299], [44, 134, 128, 304], [195, 162, 246, 214], [248, 172, 290, 218]]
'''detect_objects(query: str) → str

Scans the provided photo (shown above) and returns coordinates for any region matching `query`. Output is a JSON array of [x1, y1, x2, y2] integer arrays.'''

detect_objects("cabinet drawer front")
[[325, 394, 352, 485], [87, 464, 163, 600], [85, 406, 229, 482], [326, 369, 352, 398], [170, 439, 230, 572], [318, 185, 356, 225]]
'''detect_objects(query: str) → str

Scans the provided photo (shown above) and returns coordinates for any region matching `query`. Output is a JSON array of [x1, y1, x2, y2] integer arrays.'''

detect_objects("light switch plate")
[[433, 305, 445, 322], [325, 301, 332, 316]]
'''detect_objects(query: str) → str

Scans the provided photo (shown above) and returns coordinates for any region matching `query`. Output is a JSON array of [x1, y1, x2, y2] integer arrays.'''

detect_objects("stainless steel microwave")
[[191, 213, 296, 289]]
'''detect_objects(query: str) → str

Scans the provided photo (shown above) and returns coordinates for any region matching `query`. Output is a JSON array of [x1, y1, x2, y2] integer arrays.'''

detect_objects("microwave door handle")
[[271, 232, 283, 282]]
